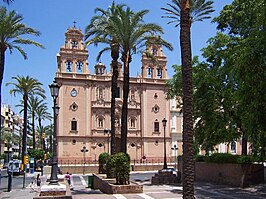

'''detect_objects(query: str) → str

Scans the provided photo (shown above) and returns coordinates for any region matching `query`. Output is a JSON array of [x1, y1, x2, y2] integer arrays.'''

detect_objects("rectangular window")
[[71, 120, 77, 131], [115, 87, 120, 98], [154, 121, 159, 132]]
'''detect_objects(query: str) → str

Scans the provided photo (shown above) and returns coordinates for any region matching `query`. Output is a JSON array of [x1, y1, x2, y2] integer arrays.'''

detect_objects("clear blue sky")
[[1, 0, 232, 122]]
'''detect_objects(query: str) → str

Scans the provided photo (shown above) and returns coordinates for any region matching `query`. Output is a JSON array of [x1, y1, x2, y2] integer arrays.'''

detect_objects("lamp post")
[[49, 80, 60, 185], [104, 129, 111, 154], [162, 118, 167, 169], [171, 145, 178, 170], [81, 146, 88, 175]]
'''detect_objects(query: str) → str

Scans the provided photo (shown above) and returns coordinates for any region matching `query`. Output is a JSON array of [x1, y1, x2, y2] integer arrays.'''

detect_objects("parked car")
[[161, 167, 178, 176]]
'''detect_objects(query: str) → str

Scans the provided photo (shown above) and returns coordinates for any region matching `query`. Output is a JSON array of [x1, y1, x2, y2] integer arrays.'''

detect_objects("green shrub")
[[236, 155, 251, 164], [98, 152, 109, 174], [106, 155, 116, 178], [195, 155, 208, 162], [105, 152, 131, 185], [114, 152, 130, 185], [207, 153, 239, 163]]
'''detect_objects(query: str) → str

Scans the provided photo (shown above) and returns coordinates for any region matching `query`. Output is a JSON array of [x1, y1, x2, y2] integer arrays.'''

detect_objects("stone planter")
[[93, 174, 143, 194], [176, 160, 264, 188]]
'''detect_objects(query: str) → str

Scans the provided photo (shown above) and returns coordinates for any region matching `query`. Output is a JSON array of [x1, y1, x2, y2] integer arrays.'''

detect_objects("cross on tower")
[[73, 21, 77, 28]]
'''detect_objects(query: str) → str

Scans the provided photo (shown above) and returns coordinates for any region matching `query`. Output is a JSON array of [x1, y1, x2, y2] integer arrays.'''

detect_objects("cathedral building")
[[55, 26, 178, 163]]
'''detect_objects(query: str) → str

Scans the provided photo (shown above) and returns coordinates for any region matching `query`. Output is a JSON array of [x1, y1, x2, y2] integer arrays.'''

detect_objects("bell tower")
[[57, 25, 89, 74], [141, 36, 168, 79]]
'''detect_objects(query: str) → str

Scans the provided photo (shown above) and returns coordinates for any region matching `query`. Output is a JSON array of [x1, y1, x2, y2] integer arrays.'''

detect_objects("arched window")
[[231, 142, 236, 153], [71, 40, 77, 49], [152, 48, 157, 55], [130, 90, 135, 101], [157, 67, 162, 78], [76, 61, 83, 73], [147, 67, 153, 78], [129, 117, 136, 129], [97, 87, 104, 99], [97, 116, 104, 129], [66, 61, 72, 72]]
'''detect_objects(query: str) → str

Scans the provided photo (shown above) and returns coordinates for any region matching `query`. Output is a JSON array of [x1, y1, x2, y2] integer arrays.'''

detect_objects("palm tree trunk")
[[120, 53, 131, 153], [32, 112, 36, 149], [180, 0, 195, 198], [0, 49, 6, 156], [22, 95, 28, 168], [111, 43, 119, 155], [39, 118, 42, 149]]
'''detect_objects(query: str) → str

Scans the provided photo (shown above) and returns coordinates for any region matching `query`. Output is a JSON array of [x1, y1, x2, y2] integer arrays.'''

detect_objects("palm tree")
[[111, 7, 173, 153], [42, 124, 53, 154], [85, 2, 126, 155], [0, 6, 44, 133], [162, 0, 214, 198], [3, 0, 14, 4], [161, 0, 214, 27], [35, 103, 51, 149], [28, 97, 47, 149], [6, 75, 45, 187]]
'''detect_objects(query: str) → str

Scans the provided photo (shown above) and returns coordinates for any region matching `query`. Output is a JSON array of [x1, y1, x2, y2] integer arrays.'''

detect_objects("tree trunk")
[[32, 112, 36, 149], [111, 43, 119, 155], [22, 95, 28, 168], [180, 0, 195, 198], [241, 132, 247, 155], [0, 49, 6, 156], [39, 118, 42, 149], [120, 52, 131, 153]]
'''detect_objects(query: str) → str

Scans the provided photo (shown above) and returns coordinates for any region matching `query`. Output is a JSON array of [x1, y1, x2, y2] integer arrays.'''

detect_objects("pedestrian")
[[65, 172, 71, 185], [36, 174, 41, 186]]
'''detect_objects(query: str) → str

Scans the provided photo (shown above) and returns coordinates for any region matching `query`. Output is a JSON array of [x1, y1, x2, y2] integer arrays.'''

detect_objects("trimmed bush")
[[195, 154, 208, 162], [98, 152, 109, 174], [115, 152, 130, 185], [106, 152, 131, 185], [207, 153, 239, 164], [195, 153, 259, 164], [236, 155, 251, 164], [106, 155, 116, 178]]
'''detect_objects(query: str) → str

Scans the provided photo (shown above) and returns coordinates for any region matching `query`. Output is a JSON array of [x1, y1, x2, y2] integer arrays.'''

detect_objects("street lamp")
[[171, 145, 178, 170], [104, 129, 111, 154], [162, 118, 167, 169], [49, 80, 60, 185], [81, 146, 88, 175]]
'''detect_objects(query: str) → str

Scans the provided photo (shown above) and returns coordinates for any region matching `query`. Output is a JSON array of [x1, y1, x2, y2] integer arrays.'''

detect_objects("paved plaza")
[[0, 170, 266, 199]]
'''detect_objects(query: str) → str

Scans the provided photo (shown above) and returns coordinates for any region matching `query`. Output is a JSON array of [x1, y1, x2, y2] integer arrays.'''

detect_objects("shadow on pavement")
[[71, 188, 102, 195]]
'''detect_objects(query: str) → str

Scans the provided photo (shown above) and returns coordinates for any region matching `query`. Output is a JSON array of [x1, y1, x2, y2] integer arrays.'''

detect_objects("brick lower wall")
[[191, 162, 264, 187]]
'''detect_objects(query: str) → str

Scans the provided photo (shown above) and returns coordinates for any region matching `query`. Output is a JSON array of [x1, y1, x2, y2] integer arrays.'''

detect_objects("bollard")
[[7, 172, 12, 192]]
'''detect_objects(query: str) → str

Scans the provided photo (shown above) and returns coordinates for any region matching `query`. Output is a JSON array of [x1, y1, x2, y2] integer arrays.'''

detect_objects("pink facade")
[[55, 27, 172, 163]]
